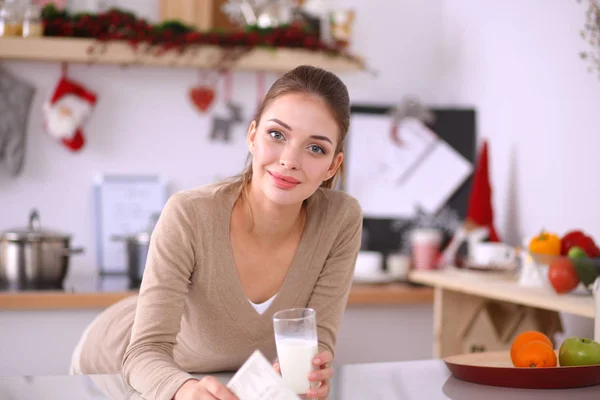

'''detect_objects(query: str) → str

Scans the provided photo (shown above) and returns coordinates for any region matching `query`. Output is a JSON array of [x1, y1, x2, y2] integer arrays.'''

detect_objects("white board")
[[346, 115, 472, 218], [93, 174, 169, 274]]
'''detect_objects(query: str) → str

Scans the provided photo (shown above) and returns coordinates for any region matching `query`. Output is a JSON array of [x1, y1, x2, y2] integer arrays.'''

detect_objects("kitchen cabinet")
[[409, 268, 596, 358], [0, 278, 434, 376]]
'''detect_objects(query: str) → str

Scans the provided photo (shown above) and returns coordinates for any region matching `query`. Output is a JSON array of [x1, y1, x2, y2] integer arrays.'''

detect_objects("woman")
[[70, 65, 363, 400]]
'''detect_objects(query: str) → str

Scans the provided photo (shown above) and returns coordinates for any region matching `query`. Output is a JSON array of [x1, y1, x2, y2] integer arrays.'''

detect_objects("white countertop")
[[1, 358, 598, 400]]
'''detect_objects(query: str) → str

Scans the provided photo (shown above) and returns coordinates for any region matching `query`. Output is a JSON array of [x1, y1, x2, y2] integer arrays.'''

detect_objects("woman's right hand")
[[174, 377, 239, 400]]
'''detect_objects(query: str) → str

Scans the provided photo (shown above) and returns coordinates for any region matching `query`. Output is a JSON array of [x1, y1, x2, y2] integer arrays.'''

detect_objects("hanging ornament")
[[254, 71, 266, 119], [42, 64, 98, 152], [388, 96, 435, 148], [189, 69, 218, 113], [209, 71, 244, 143]]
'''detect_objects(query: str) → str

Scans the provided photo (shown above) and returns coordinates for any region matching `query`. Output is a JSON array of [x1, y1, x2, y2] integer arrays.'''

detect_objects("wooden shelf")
[[0, 291, 135, 310], [347, 282, 434, 306], [409, 268, 595, 319], [0, 282, 432, 310], [0, 37, 364, 72]]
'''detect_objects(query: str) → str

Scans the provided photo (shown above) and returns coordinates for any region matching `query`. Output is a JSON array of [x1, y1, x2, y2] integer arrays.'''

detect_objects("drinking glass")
[[273, 308, 319, 395]]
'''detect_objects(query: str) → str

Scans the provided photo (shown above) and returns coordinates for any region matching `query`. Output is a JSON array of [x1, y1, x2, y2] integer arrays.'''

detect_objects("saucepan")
[[0, 209, 84, 290], [111, 212, 160, 289]]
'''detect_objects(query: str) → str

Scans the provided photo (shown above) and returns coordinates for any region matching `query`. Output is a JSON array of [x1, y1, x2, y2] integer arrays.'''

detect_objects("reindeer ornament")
[[210, 103, 244, 143], [206, 71, 245, 144]]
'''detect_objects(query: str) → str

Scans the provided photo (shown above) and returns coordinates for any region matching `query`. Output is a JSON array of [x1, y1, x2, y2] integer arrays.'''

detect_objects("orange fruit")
[[512, 340, 557, 368], [510, 331, 553, 365]]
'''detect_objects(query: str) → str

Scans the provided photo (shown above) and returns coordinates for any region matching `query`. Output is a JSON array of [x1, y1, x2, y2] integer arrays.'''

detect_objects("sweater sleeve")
[[121, 193, 199, 400], [307, 197, 362, 357]]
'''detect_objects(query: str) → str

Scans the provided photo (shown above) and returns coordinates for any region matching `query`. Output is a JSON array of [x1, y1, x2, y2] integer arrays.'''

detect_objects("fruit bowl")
[[528, 252, 600, 295], [446, 331, 600, 389], [444, 350, 600, 389]]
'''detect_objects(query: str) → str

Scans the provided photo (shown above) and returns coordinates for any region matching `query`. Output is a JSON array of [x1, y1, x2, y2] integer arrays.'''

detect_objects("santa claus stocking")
[[43, 74, 97, 152]]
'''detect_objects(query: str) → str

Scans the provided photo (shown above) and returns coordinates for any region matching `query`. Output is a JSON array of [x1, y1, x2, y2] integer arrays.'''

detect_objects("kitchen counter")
[[1, 275, 435, 376], [1, 357, 597, 400], [0, 275, 433, 310], [410, 268, 595, 318], [408, 268, 597, 358]]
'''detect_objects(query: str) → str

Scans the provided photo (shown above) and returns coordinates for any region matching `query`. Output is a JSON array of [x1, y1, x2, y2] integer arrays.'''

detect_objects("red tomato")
[[547, 258, 580, 294]]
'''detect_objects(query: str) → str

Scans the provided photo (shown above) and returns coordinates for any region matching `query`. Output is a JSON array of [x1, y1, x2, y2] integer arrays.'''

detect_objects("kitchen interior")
[[1, 0, 600, 396]]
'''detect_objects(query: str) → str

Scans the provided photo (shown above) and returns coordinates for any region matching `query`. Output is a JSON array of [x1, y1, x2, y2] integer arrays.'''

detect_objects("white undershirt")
[[248, 294, 277, 315]]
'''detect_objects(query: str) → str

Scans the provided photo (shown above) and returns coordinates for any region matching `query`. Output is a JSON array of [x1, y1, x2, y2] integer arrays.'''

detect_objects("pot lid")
[[1, 209, 71, 241]]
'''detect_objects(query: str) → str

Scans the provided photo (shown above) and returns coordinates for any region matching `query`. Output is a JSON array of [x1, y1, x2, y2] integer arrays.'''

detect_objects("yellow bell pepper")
[[528, 230, 561, 256]]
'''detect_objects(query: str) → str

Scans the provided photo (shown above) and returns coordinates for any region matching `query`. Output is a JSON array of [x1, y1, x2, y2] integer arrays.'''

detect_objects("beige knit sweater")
[[77, 181, 362, 400]]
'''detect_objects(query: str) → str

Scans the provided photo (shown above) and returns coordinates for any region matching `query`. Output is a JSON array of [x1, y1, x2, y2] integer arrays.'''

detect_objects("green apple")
[[559, 337, 600, 366], [568, 246, 588, 259], [572, 258, 599, 287], [568, 247, 599, 287]]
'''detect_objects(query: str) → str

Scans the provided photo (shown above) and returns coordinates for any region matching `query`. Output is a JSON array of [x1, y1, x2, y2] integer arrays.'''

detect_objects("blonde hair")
[[236, 65, 350, 197]]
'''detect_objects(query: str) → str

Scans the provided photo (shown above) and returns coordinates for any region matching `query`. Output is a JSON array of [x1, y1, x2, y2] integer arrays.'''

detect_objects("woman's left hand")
[[274, 350, 334, 399], [306, 350, 333, 399]]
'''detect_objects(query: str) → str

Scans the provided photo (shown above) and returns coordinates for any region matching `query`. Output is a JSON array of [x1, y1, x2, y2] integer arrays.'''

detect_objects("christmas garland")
[[41, 5, 361, 66]]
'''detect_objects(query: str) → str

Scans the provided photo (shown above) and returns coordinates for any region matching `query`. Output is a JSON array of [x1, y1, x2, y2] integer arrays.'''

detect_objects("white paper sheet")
[[346, 115, 472, 218], [227, 350, 300, 400]]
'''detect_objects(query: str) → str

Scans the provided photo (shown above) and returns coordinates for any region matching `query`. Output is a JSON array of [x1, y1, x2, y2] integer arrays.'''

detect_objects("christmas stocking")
[[43, 76, 97, 152]]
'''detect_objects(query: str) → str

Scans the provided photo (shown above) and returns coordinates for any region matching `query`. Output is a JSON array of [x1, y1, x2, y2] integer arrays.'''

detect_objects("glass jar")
[[22, 3, 43, 38], [0, 0, 22, 37]]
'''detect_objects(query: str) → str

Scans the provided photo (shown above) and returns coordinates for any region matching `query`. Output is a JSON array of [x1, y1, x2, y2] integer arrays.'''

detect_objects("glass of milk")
[[273, 308, 319, 395]]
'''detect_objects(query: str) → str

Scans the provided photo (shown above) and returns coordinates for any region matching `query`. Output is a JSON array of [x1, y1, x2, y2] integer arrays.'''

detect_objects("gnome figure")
[[437, 139, 500, 267]]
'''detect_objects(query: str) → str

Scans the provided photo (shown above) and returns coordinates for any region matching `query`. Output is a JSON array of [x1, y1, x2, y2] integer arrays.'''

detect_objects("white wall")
[[440, 0, 600, 245], [0, 0, 445, 277], [439, 0, 598, 339]]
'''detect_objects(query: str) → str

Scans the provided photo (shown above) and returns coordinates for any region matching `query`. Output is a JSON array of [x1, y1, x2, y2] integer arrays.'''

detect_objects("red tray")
[[444, 350, 600, 389]]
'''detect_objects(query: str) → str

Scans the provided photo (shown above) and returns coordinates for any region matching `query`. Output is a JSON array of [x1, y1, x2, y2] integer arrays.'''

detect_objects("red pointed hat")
[[466, 140, 500, 242]]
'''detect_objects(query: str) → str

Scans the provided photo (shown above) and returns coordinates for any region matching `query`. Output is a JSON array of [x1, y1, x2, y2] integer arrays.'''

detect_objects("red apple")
[[547, 258, 580, 294]]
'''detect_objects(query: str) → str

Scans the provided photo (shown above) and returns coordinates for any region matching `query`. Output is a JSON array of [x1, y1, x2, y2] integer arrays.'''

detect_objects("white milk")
[[276, 337, 319, 394]]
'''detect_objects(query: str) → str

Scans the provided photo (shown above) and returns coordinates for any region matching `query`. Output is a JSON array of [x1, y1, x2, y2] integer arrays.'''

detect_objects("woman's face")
[[247, 93, 343, 206]]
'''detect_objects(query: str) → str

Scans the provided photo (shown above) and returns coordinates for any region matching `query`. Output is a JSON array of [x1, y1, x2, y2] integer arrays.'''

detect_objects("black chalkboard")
[[346, 105, 477, 265]]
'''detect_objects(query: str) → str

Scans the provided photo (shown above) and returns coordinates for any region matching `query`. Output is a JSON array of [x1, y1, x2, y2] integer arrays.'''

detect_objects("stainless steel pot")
[[0, 209, 84, 290], [111, 212, 159, 289], [112, 231, 150, 289]]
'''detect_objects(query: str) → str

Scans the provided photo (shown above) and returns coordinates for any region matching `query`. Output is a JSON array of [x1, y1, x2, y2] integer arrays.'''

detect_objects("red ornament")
[[466, 140, 500, 242], [189, 70, 217, 112], [189, 88, 214, 111]]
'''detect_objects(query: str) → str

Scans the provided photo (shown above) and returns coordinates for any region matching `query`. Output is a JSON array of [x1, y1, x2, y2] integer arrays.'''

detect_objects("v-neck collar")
[[216, 181, 324, 342]]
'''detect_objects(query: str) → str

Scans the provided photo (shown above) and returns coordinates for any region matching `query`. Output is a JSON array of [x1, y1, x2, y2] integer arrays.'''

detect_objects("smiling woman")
[[69, 65, 363, 400], [239, 65, 350, 194], [242, 91, 344, 207]]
